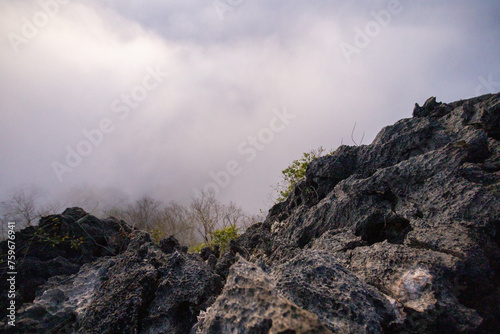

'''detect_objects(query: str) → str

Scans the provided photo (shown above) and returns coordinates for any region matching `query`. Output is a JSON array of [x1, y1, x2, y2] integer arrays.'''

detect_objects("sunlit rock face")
[[222, 92, 500, 333], [2, 93, 499, 333]]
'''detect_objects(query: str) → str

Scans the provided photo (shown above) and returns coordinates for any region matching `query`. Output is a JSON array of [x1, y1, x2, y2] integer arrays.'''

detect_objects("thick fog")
[[1, 0, 499, 214]]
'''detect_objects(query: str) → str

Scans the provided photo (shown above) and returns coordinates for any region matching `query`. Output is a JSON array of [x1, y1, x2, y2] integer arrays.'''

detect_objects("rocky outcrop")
[[78, 232, 223, 334], [272, 250, 400, 333], [0, 208, 131, 323], [194, 258, 332, 334], [1, 92, 499, 333], [4, 230, 223, 333], [229, 92, 500, 333]]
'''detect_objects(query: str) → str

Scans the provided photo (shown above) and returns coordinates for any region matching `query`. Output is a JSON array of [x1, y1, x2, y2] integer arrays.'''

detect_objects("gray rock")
[[195, 258, 332, 334], [272, 250, 400, 333], [79, 232, 223, 334], [0, 207, 131, 323], [13, 258, 112, 333], [5, 232, 223, 334]]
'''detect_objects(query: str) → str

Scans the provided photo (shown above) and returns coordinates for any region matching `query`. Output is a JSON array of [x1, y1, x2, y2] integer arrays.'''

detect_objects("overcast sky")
[[1, 0, 499, 214]]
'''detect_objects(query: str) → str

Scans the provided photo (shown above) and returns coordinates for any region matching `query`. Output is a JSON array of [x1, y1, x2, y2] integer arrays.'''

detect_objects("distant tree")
[[221, 202, 245, 228], [14, 185, 260, 248], [189, 225, 240, 253], [4, 186, 41, 226], [102, 206, 128, 221], [0, 185, 62, 239], [209, 225, 239, 252], [189, 192, 261, 246], [220, 201, 263, 233], [190, 192, 224, 243], [37, 201, 63, 218], [153, 202, 196, 245], [0, 185, 51, 227], [125, 196, 162, 230], [238, 212, 264, 233]]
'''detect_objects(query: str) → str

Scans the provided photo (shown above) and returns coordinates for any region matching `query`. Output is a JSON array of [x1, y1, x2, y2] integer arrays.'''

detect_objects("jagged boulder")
[[0, 208, 131, 322], [272, 250, 401, 333], [5, 232, 223, 333], [236, 92, 500, 333], [195, 258, 332, 334], [78, 233, 223, 334], [9, 258, 112, 333]]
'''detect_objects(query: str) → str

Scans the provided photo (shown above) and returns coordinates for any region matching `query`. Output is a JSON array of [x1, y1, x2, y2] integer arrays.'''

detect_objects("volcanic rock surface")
[[0, 208, 131, 324], [1, 93, 499, 333]]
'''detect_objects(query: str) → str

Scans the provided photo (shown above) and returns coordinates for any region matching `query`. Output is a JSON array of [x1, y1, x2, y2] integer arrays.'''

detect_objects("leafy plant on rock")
[[274, 147, 332, 203], [189, 225, 239, 253]]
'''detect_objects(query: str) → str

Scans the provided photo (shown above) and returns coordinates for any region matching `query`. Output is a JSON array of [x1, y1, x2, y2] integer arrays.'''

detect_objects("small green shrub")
[[34, 217, 86, 249], [274, 147, 332, 203], [189, 225, 239, 253], [189, 242, 208, 253], [210, 225, 239, 253], [149, 227, 163, 243]]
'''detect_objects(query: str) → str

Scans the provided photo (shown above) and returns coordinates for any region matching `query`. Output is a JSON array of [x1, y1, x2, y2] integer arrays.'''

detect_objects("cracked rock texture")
[[232, 93, 500, 333], [194, 258, 332, 334], [1, 93, 499, 333], [0, 207, 132, 325]]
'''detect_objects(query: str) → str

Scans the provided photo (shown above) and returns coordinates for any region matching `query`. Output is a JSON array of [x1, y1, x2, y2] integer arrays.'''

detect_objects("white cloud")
[[0, 0, 499, 214]]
